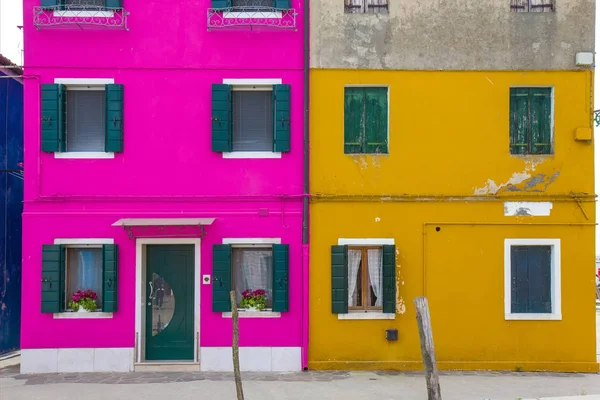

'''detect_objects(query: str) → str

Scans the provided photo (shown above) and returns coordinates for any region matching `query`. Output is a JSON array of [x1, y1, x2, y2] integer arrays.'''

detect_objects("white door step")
[[134, 362, 200, 372]]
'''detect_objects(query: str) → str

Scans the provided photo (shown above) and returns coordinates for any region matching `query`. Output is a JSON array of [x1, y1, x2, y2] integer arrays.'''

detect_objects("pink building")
[[21, 0, 308, 373]]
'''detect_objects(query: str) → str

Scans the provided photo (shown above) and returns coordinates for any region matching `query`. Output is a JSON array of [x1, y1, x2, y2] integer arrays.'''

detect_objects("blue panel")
[[0, 71, 23, 354]]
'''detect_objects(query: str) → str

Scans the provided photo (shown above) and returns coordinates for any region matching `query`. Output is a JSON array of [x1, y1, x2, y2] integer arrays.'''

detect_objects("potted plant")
[[69, 289, 98, 312], [240, 289, 267, 311]]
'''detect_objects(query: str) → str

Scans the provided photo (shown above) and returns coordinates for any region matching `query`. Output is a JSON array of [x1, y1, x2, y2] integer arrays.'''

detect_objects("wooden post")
[[231, 291, 244, 400], [414, 296, 442, 400]]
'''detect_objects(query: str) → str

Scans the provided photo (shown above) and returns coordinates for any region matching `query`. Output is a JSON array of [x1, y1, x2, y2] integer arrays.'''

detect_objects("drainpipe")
[[301, 0, 310, 371]]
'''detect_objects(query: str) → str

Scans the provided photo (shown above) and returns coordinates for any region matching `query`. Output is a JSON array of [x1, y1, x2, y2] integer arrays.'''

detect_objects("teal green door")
[[145, 245, 195, 361]]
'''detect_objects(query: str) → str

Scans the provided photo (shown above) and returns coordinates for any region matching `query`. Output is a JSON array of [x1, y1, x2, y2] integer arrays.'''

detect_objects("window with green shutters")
[[344, 87, 388, 154], [40, 83, 124, 154], [211, 83, 290, 154], [212, 243, 289, 312], [505, 239, 561, 320], [331, 244, 396, 314], [41, 243, 119, 313], [509, 88, 553, 155]]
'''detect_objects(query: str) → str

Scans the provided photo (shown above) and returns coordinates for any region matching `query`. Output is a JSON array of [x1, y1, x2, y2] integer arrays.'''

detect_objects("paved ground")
[[2, 364, 599, 400]]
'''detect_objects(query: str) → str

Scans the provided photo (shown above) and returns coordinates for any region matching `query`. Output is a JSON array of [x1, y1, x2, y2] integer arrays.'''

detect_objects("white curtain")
[[67, 248, 103, 305], [348, 250, 362, 306], [233, 249, 273, 307], [367, 249, 383, 307]]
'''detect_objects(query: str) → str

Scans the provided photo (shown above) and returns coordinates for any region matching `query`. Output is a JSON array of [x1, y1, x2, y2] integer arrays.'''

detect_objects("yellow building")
[[309, 1, 597, 372]]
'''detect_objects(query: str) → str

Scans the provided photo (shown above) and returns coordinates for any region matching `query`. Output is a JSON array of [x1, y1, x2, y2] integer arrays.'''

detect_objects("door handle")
[[148, 282, 154, 299]]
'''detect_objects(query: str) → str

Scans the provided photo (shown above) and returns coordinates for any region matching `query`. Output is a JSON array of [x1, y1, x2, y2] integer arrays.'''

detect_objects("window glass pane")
[[366, 249, 383, 307], [66, 248, 103, 308], [66, 90, 105, 152], [232, 91, 273, 152], [232, 248, 273, 307], [348, 249, 362, 307], [64, 0, 105, 8]]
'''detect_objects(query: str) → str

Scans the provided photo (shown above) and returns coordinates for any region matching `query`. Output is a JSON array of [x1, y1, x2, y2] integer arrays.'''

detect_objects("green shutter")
[[530, 88, 552, 155], [213, 244, 232, 312], [41, 84, 66, 153], [344, 88, 364, 154], [212, 0, 231, 8], [273, 84, 291, 153], [105, 84, 124, 153], [41, 0, 60, 7], [365, 87, 388, 154], [273, 0, 291, 9], [104, 0, 123, 8], [212, 84, 233, 153], [382, 245, 396, 314], [272, 244, 289, 312], [509, 88, 530, 155], [331, 245, 348, 314], [41, 245, 65, 313], [102, 244, 119, 312]]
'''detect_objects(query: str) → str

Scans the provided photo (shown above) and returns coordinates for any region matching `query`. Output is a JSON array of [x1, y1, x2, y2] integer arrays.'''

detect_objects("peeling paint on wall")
[[504, 202, 553, 216], [473, 160, 559, 195]]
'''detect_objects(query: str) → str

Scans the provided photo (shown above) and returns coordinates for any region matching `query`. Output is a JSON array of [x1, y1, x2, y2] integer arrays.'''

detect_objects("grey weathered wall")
[[310, 0, 595, 70]]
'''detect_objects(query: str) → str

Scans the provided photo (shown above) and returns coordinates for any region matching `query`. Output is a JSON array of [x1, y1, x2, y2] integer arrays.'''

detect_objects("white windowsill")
[[222, 152, 282, 159], [338, 312, 395, 320], [54, 152, 115, 159], [223, 11, 282, 19], [53, 11, 115, 17], [222, 311, 281, 318], [54, 312, 113, 319], [505, 313, 562, 321]]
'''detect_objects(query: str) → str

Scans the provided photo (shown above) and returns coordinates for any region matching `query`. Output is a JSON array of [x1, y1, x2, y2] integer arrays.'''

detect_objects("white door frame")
[[135, 238, 201, 364]]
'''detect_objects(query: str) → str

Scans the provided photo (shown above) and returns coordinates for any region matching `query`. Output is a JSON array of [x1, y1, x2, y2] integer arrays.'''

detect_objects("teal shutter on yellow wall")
[[344, 88, 364, 154], [529, 88, 552, 154], [273, 84, 291, 152], [365, 87, 388, 154], [272, 244, 289, 312], [102, 244, 119, 312], [41, 84, 66, 153], [212, 84, 233, 152], [105, 84, 124, 153], [212, 0, 232, 8], [104, 0, 123, 8], [331, 245, 348, 314], [511, 246, 552, 313], [213, 244, 232, 312], [382, 245, 396, 314], [41, 245, 65, 313], [273, 0, 291, 8]]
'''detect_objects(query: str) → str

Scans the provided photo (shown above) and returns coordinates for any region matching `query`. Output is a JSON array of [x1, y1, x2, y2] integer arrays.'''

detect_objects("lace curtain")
[[67, 248, 103, 306], [233, 248, 273, 307]]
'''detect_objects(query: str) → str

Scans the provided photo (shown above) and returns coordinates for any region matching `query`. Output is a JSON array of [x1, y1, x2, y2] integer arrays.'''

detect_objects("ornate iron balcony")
[[207, 5, 297, 31], [34, 4, 129, 30]]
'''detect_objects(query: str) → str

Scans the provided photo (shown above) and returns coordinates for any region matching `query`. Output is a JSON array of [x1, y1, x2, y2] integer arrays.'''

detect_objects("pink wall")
[[21, 0, 306, 352]]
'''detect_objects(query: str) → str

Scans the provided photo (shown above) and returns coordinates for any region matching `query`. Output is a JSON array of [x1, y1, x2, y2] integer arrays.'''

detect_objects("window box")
[[208, 0, 296, 30], [35, 1, 129, 30]]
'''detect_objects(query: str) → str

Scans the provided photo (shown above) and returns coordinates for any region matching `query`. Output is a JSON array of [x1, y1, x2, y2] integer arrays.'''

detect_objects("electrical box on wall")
[[386, 329, 398, 341], [575, 52, 594, 66], [574, 127, 592, 141]]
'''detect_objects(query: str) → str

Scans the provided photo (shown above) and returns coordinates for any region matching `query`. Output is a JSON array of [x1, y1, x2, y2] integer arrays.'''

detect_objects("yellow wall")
[[309, 70, 598, 372]]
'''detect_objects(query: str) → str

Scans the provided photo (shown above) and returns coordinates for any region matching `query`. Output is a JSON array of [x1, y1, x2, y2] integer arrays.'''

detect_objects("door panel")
[[145, 245, 195, 361]]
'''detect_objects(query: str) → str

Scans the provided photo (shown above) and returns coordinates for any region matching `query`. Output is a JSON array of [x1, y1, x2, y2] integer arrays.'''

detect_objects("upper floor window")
[[510, 0, 554, 12], [211, 81, 290, 158], [345, 0, 388, 14], [509, 87, 553, 155], [344, 87, 388, 154]]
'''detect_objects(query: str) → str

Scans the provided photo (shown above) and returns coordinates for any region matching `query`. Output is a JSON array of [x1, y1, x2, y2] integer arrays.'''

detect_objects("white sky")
[[0, 1, 599, 251]]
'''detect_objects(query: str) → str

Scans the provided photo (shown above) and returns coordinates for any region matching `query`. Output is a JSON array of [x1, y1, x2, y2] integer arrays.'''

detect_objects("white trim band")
[[338, 313, 395, 320], [223, 152, 282, 159], [338, 238, 395, 245], [54, 152, 115, 159], [222, 79, 283, 85], [54, 78, 115, 85], [222, 238, 282, 245], [54, 238, 114, 245]]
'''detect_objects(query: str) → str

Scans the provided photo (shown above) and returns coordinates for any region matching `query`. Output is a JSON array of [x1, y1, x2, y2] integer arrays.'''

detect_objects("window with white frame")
[[66, 88, 106, 152], [510, 0, 554, 12], [232, 246, 274, 308], [232, 89, 274, 152], [504, 239, 561, 320], [344, 0, 388, 14], [348, 246, 384, 310]]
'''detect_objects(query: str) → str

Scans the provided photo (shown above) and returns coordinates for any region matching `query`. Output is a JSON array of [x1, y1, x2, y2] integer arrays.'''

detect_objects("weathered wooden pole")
[[414, 296, 442, 400], [230, 291, 244, 400]]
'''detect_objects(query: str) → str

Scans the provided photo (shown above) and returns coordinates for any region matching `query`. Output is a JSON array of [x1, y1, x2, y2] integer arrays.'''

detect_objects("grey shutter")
[[232, 91, 273, 151], [66, 90, 106, 152]]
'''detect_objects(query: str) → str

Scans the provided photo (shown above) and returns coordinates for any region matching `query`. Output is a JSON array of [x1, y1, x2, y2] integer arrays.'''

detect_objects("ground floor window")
[[232, 247, 273, 308], [348, 246, 383, 310], [66, 247, 103, 309]]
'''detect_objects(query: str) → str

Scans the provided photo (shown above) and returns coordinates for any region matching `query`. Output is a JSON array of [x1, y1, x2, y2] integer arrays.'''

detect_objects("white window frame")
[[53, 78, 116, 159], [336, 238, 396, 320], [504, 238, 561, 321], [221, 79, 283, 159], [221, 238, 282, 318], [52, 238, 114, 319]]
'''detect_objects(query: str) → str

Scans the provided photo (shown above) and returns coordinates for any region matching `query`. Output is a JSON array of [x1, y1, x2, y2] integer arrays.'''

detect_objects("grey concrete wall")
[[310, 0, 595, 70]]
